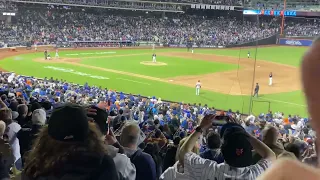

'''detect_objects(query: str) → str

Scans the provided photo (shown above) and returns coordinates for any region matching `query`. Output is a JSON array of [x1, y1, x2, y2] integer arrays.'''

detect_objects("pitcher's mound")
[[140, 61, 167, 66]]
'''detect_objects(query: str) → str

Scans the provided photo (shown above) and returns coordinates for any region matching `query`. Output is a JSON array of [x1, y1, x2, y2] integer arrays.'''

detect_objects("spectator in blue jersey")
[[200, 131, 224, 163]]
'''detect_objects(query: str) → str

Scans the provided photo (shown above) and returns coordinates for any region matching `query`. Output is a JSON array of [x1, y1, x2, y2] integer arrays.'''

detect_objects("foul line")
[[116, 78, 151, 85], [259, 97, 306, 107]]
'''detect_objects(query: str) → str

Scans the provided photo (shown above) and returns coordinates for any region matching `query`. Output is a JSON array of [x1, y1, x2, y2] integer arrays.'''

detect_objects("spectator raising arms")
[[161, 115, 275, 180]]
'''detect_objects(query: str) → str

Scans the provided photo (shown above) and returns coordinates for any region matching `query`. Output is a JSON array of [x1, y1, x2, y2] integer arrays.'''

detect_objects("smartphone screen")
[[212, 116, 229, 126]]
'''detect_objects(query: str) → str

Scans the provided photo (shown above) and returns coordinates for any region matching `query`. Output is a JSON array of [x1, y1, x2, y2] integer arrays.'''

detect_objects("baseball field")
[[0, 46, 308, 116]]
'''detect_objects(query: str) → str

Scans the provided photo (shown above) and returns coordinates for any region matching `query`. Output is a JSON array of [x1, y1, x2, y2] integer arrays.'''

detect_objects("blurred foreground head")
[[23, 103, 107, 178], [302, 37, 320, 151]]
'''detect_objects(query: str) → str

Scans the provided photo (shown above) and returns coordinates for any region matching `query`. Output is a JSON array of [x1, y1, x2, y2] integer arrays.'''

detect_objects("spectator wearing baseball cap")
[[22, 103, 118, 180], [165, 115, 275, 180], [17, 109, 46, 165]]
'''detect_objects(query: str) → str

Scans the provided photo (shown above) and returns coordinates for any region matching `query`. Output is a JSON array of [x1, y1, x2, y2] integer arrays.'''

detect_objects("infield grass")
[[0, 46, 308, 116]]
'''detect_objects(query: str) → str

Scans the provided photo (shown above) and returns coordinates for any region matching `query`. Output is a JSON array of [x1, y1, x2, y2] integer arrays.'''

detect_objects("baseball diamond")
[[0, 46, 307, 116], [1, 1, 320, 179]]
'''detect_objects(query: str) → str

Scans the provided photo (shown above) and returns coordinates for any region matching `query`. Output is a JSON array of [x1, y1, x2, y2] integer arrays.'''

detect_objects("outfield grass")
[[0, 46, 309, 116]]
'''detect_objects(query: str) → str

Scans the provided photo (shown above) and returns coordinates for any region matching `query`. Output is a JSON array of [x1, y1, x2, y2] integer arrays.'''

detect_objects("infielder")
[[55, 49, 59, 59], [247, 51, 250, 58], [269, 72, 273, 86], [152, 53, 156, 63], [192, 47, 194, 54], [44, 50, 48, 60], [195, 80, 201, 95]]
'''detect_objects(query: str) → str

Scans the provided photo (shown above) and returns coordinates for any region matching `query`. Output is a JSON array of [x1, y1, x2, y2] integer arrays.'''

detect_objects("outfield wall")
[[225, 34, 278, 48]]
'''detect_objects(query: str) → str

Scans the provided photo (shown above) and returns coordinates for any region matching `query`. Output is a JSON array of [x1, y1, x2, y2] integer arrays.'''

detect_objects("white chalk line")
[[259, 97, 306, 107], [116, 78, 151, 85]]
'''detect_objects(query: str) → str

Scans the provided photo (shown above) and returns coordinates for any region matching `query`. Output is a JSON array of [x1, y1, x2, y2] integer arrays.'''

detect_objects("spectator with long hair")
[[22, 103, 118, 180]]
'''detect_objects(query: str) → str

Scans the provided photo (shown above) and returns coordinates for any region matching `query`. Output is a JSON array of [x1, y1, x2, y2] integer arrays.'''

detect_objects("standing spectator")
[[172, 115, 275, 180], [88, 106, 136, 180], [0, 120, 11, 180], [143, 143, 163, 178], [200, 131, 224, 163], [16, 104, 28, 126], [17, 109, 46, 164], [120, 123, 157, 180], [0, 108, 22, 171], [22, 103, 118, 180], [163, 137, 181, 171], [252, 126, 295, 164]]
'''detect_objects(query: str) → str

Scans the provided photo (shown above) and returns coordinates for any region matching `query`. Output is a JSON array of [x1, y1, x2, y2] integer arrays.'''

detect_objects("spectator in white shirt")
[[0, 108, 22, 171], [165, 115, 275, 180]]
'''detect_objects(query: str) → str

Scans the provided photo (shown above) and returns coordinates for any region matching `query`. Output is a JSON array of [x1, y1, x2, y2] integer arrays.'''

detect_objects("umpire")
[[253, 83, 259, 97]]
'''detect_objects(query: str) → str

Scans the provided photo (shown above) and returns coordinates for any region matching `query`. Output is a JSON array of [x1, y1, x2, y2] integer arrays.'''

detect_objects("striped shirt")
[[161, 152, 271, 180]]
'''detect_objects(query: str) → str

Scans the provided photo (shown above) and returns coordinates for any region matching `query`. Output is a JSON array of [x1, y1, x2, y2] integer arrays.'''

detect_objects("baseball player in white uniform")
[[195, 80, 201, 95], [152, 53, 157, 63], [34, 43, 37, 51], [55, 49, 59, 59], [191, 47, 194, 54], [269, 72, 273, 86]]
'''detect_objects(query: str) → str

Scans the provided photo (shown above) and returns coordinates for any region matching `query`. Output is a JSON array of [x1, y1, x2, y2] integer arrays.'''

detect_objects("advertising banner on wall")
[[279, 38, 313, 46]]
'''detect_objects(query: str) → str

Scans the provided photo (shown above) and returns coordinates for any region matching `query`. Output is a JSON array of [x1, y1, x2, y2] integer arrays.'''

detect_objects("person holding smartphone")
[[161, 115, 275, 180]]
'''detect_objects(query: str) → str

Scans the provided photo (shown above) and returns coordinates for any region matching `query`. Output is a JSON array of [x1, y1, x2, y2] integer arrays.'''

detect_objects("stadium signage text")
[[279, 38, 313, 46]]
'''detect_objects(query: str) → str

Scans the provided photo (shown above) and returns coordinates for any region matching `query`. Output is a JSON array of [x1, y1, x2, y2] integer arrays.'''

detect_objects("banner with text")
[[279, 38, 313, 46]]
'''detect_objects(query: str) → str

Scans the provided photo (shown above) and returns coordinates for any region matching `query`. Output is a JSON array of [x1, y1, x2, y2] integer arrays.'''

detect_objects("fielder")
[[269, 72, 273, 86], [44, 49, 48, 60], [191, 47, 194, 54], [195, 80, 201, 95], [152, 53, 156, 63], [34, 43, 37, 51], [247, 51, 250, 58], [55, 49, 59, 59]]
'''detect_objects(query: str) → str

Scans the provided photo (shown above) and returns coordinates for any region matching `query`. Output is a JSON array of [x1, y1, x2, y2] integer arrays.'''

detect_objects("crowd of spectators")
[[1, 8, 319, 47], [285, 19, 320, 37], [0, 1, 17, 11], [0, 40, 319, 179], [11, 0, 243, 6], [0, 9, 278, 46]]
